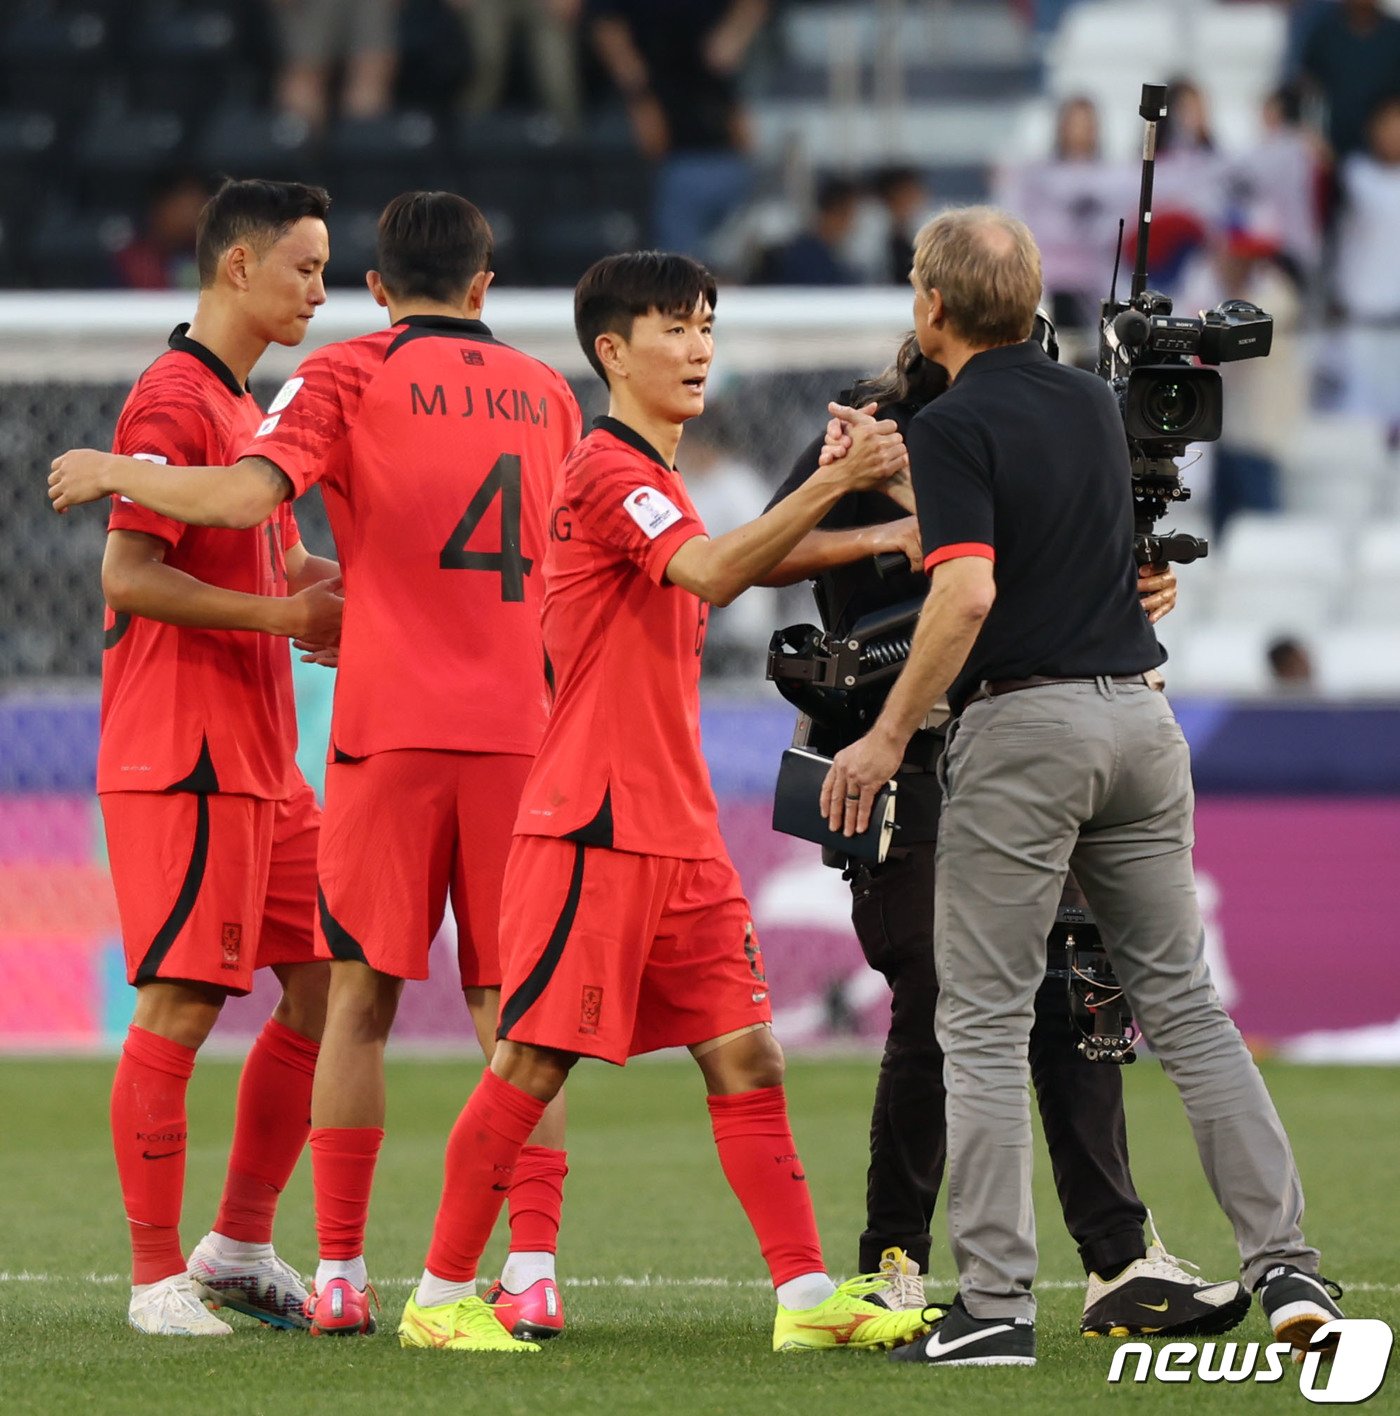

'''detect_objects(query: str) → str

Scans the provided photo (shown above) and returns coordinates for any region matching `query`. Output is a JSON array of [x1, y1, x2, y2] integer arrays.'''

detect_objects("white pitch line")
[[2, 1272, 1399, 1294]]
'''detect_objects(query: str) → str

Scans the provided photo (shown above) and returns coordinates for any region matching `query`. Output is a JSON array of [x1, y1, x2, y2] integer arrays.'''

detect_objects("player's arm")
[[50, 450, 291, 528], [101, 530, 343, 642], [285, 539, 340, 593], [758, 520, 924, 586], [665, 407, 907, 605]]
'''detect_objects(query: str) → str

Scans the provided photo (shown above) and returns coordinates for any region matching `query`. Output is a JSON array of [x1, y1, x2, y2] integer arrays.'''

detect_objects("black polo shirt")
[[911, 339, 1163, 710]]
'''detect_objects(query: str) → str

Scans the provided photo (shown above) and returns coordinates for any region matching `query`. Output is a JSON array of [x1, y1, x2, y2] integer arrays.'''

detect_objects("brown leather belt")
[[980, 673, 1151, 697]]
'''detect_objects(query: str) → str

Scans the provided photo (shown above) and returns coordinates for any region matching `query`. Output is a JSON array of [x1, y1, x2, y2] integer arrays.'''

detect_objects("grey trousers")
[[933, 678, 1318, 1320]]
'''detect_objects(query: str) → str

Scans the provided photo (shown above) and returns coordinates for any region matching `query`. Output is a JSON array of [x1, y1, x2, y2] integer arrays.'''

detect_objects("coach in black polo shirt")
[[820, 207, 1340, 1368]]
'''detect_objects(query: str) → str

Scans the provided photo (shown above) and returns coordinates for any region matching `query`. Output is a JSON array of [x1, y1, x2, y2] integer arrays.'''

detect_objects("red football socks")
[[214, 1018, 319, 1244], [310, 1125, 385, 1261], [111, 1025, 197, 1285], [707, 1086, 825, 1287], [425, 1069, 548, 1282], [508, 1145, 569, 1254]]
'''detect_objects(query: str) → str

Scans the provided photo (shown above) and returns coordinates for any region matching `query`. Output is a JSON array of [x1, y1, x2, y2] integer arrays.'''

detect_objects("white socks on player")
[[207, 1232, 274, 1263], [316, 1255, 368, 1291], [416, 1270, 477, 1308], [776, 1272, 838, 1311], [500, 1250, 556, 1292]]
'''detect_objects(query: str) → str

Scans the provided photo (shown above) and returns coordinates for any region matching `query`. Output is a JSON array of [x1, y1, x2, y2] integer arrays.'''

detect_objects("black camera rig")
[[1047, 900, 1139, 1065], [1102, 83, 1274, 568]]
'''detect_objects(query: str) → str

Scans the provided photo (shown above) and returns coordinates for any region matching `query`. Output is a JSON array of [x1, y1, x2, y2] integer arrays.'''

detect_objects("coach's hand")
[[294, 640, 340, 668], [821, 730, 903, 835], [820, 403, 907, 491], [1138, 562, 1177, 624], [48, 448, 116, 512]]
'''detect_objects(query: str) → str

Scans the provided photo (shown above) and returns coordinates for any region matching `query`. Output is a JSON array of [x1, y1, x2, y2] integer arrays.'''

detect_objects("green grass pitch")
[[1, 1054, 1395, 1414]]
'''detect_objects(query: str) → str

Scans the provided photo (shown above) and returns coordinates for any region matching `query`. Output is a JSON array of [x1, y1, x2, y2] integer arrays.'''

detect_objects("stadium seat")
[[1167, 621, 1274, 697], [25, 203, 132, 287], [73, 109, 185, 211], [0, 112, 59, 236], [1193, 5, 1288, 104], [1345, 521, 1400, 625], [1315, 628, 1400, 697], [323, 206, 381, 289], [0, 9, 111, 135], [128, 6, 239, 123], [195, 105, 316, 184], [1213, 513, 1349, 631], [325, 112, 442, 210], [523, 209, 642, 285], [1278, 413, 1389, 520]]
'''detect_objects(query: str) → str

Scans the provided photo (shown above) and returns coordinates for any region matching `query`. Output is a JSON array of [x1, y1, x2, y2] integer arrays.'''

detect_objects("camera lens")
[[1142, 379, 1202, 435]]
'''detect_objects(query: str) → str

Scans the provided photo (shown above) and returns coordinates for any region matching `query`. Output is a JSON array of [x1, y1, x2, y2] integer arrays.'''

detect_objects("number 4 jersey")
[[244, 314, 582, 760]]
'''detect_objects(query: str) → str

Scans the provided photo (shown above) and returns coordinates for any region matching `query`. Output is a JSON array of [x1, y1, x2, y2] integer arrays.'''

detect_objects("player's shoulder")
[[126, 347, 224, 410], [304, 327, 396, 380], [559, 424, 643, 484]]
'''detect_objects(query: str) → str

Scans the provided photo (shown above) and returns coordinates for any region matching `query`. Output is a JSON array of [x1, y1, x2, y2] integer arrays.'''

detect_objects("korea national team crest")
[[220, 923, 242, 970], [580, 985, 604, 1035], [623, 486, 683, 539]]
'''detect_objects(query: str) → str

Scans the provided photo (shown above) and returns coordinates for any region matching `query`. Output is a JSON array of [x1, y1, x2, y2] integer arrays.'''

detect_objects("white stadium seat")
[[1167, 621, 1274, 697], [1278, 414, 1390, 520], [1344, 521, 1400, 624], [1212, 513, 1348, 631], [1315, 628, 1400, 696]]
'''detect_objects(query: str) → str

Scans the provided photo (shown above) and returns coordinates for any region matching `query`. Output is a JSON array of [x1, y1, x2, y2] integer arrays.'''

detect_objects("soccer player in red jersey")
[[389, 251, 933, 1356], [72, 179, 342, 1336], [52, 192, 581, 1347]]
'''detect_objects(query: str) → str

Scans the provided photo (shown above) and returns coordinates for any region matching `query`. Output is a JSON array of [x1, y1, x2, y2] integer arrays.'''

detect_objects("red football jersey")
[[514, 418, 723, 859], [244, 315, 582, 759], [99, 326, 302, 798]]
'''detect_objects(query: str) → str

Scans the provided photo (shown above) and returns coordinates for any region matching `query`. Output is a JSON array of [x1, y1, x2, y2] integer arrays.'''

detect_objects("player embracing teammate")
[[88, 178, 343, 1336], [53, 192, 582, 1344]]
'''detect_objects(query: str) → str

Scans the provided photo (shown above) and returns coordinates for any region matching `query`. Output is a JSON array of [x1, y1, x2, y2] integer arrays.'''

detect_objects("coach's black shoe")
[[1080, 1224, 1250, 1338], [1255, 1264, 1345, 1357], [890, 1297, 1035, 1368]]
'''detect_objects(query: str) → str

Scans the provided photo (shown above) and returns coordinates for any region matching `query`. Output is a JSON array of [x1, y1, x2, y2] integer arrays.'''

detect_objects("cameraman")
[[763, 333, 1247, 1339], [822, 207, 1343, 1368]]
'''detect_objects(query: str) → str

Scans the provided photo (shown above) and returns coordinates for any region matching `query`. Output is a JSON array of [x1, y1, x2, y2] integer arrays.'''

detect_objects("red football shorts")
[[496, 837, 773, 1065], [316, 749, 534, 986], [102, 781, 321, 995]]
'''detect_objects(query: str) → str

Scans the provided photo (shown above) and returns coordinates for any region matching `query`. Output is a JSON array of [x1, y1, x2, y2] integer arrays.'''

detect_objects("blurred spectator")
[[758, 177, 862, 286], [681, 423, 777, 674], [111, 172, 211, 291], [1298, 0, 1400, 161], [871, 165, 930, 285], [1335, 95, 1400, 432], [447, 0, 582, 131], [1228, 84, 1326, 282], [994, 95, 1134, 329], [1153, 77, 1229, 230], [588, 0, 768, 263], [1267, 635, 1316, 691], [274, 0, 399, 131], [1181, 230, 1304, 533]]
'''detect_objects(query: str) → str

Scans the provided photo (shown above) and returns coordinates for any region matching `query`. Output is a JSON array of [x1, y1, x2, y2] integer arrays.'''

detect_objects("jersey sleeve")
[[909, 404, 996, 572], [108, 389, 216, 548], [240, 348, 353, 496], [280, 502, 302, 551], [568, 448, 706, 584]]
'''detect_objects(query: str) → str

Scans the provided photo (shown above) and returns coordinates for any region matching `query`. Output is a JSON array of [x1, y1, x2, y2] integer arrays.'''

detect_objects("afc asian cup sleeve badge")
[[622, 486, 684, 539]]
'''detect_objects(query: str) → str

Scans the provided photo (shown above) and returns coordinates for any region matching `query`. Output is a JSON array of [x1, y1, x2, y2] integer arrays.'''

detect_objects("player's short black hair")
[[195, 177, 331, 288], [376, 191, 493, 304], [574, 251, 718, 384]]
